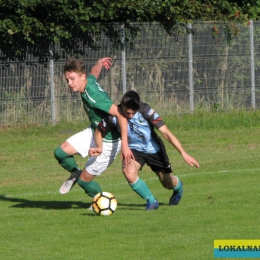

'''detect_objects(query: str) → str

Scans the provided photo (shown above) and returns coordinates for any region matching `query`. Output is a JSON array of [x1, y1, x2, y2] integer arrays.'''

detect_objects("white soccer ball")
[[92, 192, 117, 216]]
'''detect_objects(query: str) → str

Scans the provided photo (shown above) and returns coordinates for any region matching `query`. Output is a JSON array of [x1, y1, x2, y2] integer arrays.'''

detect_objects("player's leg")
[[123, 153, 159, 210], [77, 169, 101, 198], [54, 127, 93, 194], [78, 140, 121, 199], [54, 141, 82, 194], [168, 174, 183, 206], [146, 150, 183, 206], [155, 171, 183, 206], [155, 171, 175, 189]]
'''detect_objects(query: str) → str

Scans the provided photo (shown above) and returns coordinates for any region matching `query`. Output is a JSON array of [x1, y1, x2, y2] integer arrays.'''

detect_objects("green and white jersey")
[[81, 75, 120, 142]]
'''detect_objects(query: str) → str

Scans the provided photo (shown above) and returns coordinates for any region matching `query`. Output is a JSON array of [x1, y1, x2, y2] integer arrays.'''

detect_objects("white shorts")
[[66, 126, 121, 176]]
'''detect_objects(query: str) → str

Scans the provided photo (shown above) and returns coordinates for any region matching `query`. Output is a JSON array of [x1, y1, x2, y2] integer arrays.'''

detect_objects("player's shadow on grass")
[[0, 195, 90, 210], [0, 195, 163, 211]]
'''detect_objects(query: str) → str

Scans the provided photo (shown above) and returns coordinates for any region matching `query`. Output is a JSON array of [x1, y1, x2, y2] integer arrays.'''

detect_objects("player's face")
[[65, 71, 86, 93], [122, 107, 137, 119]]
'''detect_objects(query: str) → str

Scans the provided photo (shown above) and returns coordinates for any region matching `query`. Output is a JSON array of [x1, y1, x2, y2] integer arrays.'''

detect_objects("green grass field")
[[0, 111, 259, 260]]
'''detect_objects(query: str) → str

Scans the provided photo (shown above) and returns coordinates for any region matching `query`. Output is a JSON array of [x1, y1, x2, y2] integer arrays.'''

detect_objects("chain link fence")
[[0, 21, 259, 125]]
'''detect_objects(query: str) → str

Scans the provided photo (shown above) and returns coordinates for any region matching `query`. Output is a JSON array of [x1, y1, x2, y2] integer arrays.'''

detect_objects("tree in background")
[[0, 0, 259, 61]]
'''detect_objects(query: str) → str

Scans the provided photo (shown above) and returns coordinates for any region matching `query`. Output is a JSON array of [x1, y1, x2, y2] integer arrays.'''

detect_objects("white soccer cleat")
[[59, 170, 81, 194], [59, 177, 77, 194]]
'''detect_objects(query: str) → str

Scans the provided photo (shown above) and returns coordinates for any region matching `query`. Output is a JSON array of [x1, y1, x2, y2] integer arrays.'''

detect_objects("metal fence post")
[[249, 20, 255, 109], [49, 47, 56, 125], [188, 23, 194, 113], [121, 23, 126, 94]]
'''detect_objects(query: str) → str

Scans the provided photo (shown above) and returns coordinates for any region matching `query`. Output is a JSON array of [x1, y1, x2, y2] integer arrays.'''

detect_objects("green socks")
[[55, 147, 103, 198], [54, 146, 79, 172], [78, 178, 102, 198], [129, 178, 156, 203]]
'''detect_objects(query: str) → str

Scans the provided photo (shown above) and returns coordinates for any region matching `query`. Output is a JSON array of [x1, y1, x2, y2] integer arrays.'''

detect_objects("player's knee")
[[123, 166, 134, 176], [54, 146, 67, 161], [123, 166, 137, 180]]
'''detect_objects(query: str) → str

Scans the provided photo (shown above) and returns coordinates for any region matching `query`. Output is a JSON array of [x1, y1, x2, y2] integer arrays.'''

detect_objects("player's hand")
[[121, 146, 135, 167], [88, 147, 103, 157], [182, 152, 200, 168], [100, 57, 112, 70]]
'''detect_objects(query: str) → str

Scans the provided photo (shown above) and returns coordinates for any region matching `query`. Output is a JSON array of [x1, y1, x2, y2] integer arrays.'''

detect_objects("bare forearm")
[[160, 125, 200, 168], [94, 128, 103, 150], [108, 104, 128, 148], [90, 57, 112, 79], [108, 104, 134, 164], [89, 60, 103, 79], [117, 115, 128, 147], [88, 128, 103, 156], [162, 131, 185, 155]]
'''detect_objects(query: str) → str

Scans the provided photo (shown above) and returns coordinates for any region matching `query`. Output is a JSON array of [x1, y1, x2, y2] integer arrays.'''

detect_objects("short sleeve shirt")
[[98, 102, 165, 153], [81, 75, 120, 141]]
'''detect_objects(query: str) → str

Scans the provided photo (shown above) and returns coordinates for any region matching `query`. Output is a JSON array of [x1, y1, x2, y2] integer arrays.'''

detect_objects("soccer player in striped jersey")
[[89, 90, 199, 210]]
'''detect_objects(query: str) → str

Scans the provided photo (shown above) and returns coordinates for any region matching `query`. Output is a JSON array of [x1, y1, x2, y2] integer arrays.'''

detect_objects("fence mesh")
[[0, 21, 259, 125]]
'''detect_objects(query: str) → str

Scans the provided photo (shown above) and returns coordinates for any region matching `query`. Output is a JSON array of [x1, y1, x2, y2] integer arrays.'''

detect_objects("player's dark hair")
[[121, 90, 140, 111], [64, 57, 86, 75]]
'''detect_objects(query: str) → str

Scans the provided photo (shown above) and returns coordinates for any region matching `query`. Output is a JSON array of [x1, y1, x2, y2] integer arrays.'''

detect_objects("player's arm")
[[108, 104, 134, 166], [89, 57, 112, 79], [88, 127, 104, 157], [89, 116, 118, 157], [142, 102, 199, 168], [158, 125, 200, 168]]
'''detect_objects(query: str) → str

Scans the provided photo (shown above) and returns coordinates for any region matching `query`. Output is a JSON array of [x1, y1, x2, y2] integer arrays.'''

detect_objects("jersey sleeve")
[[139, 102, 165, 129], [86, 75, 113, 113], [97, 116, 118, 138]]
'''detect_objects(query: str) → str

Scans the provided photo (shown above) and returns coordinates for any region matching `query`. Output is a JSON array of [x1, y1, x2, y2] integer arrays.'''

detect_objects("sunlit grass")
[[0, 110, 259, 260]]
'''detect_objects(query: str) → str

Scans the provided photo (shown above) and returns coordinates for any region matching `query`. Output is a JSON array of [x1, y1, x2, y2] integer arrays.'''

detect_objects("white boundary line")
[[3, 168, 259, 198], [136, 168, 260, 184]]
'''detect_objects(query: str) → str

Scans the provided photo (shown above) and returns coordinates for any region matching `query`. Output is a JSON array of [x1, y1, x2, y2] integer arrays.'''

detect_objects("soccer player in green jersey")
[[54, 57, 133, 197]]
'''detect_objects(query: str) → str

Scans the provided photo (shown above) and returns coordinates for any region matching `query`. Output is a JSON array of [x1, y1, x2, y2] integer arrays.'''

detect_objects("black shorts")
[[131, 149, 172, 173]]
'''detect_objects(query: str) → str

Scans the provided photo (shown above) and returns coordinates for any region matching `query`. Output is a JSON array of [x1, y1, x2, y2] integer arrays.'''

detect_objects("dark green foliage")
[[0, 0, 258, 61]]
